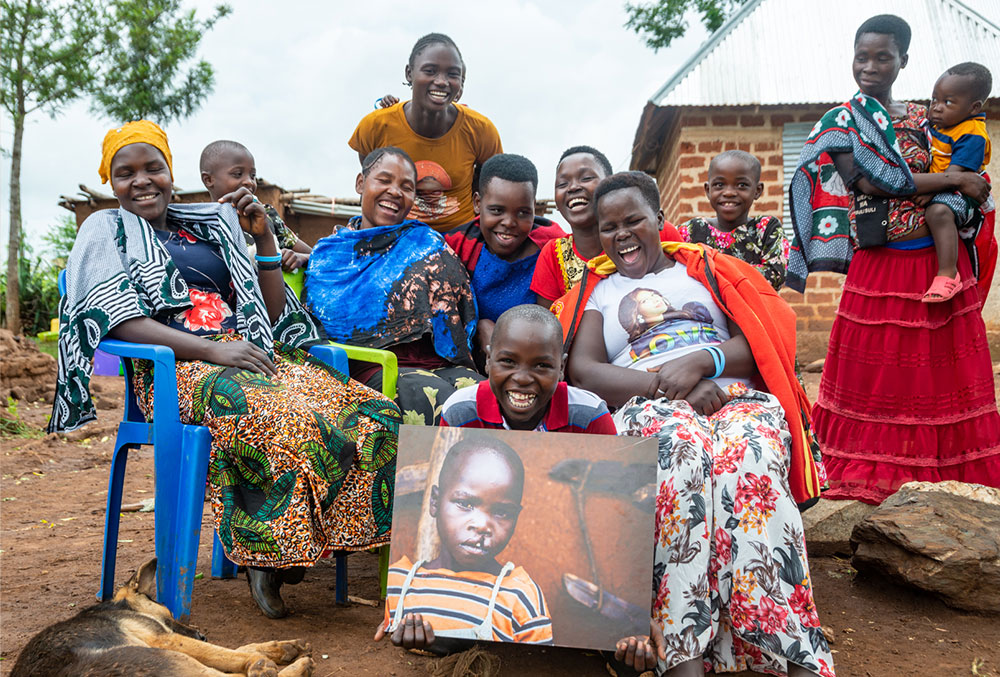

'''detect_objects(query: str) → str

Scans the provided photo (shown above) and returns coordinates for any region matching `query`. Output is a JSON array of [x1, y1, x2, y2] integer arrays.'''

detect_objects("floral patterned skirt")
[[132, 336, 400, 568], [614, 388, 835, 676]]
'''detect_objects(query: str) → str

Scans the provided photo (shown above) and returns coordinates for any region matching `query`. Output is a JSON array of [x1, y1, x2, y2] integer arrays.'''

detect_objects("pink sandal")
[[922, 272, 962, 303]]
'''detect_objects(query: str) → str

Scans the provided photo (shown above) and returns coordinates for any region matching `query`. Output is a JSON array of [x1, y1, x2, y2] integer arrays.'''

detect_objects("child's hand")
[[683, 380, 730, 417], [614, 620, 666, 671], [219, 187, 270, 240], [378, 94, 399, 108], [374, 614, 436, 649], [281, 249, 309, 272], [912, 194, 932, 207]]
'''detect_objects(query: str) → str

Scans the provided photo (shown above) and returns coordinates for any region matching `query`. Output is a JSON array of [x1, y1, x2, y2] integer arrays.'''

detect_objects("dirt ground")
[[2, 373, 999, 677]]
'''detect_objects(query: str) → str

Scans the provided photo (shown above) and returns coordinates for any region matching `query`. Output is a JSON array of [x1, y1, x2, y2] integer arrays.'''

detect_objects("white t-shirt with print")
[[584, 263, 749, 389]]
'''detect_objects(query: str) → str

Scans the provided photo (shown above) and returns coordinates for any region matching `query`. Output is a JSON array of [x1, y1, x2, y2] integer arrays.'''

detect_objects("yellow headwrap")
[[98, 120, 173, 184]]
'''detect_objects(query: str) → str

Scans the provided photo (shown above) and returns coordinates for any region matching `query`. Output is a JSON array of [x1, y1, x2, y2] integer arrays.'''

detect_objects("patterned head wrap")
[[98, 120, 173, 184]]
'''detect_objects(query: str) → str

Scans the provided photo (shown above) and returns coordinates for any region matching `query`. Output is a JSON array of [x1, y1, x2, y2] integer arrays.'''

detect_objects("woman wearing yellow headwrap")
[[52, 121, 400, 618]]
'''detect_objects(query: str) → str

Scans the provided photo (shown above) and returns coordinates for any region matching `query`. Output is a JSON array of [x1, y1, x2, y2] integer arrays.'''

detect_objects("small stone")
[[803, 358, 825, 373]]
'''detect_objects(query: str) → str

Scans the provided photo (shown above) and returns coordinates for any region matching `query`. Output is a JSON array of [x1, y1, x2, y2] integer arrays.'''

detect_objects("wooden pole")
[[414, 427, 462, 561]]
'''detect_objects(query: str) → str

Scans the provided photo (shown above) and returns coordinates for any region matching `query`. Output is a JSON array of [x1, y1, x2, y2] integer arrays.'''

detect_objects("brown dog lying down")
[[11, 558, 314, 677]]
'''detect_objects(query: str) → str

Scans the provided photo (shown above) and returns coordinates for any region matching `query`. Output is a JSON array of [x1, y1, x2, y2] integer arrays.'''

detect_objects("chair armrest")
[[98, 338, 180, 425], [326, 343, 398, 400], [307, 344, 349, 377]]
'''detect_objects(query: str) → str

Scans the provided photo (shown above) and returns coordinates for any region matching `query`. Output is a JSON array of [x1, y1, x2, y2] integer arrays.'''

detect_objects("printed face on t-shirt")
[[410, 160, 460, 222], [617, 287, 717, 359]]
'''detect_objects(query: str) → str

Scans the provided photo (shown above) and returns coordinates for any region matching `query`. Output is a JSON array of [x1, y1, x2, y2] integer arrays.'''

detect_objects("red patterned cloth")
[[813, 244, 1000, 504]]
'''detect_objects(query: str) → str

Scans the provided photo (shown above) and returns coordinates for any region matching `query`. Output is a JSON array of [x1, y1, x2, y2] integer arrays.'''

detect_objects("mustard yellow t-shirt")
[[349, 102, 503, 232]]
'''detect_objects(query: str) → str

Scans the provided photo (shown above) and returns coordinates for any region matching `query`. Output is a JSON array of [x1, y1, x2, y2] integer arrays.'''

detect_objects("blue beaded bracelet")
[[255, 254, 282, 263]]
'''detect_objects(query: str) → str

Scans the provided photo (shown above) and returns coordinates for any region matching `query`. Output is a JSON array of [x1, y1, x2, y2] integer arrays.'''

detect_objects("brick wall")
[[653, 102, 1000, 361], [655, 104, 838, 361], [655, 104, 830, 225]]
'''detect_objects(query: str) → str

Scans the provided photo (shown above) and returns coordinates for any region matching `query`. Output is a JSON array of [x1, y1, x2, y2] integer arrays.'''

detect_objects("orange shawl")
[[552, 242, 824, 507]]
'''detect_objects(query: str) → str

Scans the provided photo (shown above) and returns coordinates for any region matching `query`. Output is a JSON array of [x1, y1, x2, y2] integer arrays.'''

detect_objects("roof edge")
[[946, 0, 1000, 33], [648, 0, 764, 105]]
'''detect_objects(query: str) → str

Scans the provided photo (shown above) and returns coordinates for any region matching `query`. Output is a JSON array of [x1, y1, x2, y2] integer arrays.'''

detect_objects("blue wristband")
[[702, 345, 725, 379], [255, 254, 282, 263], [374, 97, 383, 109]]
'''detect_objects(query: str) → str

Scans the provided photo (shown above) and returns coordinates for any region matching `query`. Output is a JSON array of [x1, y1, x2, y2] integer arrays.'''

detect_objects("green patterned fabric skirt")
[[132, 335, 400, 568]]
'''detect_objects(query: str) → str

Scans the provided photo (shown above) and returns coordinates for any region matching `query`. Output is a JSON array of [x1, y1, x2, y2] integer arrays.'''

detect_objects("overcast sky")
[[2, 0, 998, 261]]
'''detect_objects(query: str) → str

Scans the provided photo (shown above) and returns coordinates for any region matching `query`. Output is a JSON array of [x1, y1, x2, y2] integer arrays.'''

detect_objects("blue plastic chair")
[[58, 271, 352, 618]]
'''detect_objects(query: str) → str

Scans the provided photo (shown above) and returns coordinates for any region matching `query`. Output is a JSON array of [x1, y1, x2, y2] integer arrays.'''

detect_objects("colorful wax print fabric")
[[132, 335, 400, 566], [678, 216, 789, 291]]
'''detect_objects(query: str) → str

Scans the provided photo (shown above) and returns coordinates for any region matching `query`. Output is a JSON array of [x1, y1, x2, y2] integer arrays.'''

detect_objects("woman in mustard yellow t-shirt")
[[349, 33, 503, 233]]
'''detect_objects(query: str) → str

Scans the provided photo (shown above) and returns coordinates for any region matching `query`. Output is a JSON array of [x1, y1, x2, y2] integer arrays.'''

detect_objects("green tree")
[[90, 0, 231, 123], [1, 0, 103, 334], [625, 0, 746, 51]]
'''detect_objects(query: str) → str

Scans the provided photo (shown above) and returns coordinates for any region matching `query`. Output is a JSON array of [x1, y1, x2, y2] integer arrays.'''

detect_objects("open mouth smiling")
[[567, 197, 589, 210], [428, 90, 450, 103], [506, 391, 537, 410], [618, 243, 641, 265]]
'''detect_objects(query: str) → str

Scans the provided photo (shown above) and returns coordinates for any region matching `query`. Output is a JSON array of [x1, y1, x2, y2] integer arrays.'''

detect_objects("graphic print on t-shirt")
[[410, 160, 461, 223], [617, 288, 719, 363]]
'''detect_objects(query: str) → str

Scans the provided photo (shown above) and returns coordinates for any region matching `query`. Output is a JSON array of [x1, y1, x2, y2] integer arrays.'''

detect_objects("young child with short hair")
[[199, 140, 312, 271], [919, 62, 993, 303], [531, 146, 681, 307], [440, 304, 616, 434], [444, 154, 563, 352], [677, 150, 789, 290], [377, 435, 553, 648]]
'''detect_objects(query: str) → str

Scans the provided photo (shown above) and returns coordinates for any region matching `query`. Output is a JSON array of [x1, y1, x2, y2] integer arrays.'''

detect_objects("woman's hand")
[[281, 249, 309, 272], [646, 351, 713, 401], [955, 172, 992, 204], [218, 187, 271, 241], [684, 380, 730, 417], [203, 339, 277, 377], [373, 614, 435, 650], [614, 620, 666, 671]]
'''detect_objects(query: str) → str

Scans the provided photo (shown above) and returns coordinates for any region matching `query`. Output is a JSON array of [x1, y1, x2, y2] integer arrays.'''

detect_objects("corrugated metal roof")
[[652, 0, 1000, 107]]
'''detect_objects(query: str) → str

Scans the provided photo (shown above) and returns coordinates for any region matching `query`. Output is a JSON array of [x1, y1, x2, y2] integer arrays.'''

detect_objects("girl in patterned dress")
[[567, 172, 833, 677], [51, 121, 400, 619], [677, 150, 789, 291]]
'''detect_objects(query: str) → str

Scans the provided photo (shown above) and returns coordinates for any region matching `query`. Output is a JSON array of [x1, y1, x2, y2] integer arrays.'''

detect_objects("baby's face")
[[433, 451, 523, 572], [929, 73, 982, 129]]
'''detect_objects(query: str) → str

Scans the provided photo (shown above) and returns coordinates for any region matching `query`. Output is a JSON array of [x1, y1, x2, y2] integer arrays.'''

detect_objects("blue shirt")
[[471, 248, 539, 322]]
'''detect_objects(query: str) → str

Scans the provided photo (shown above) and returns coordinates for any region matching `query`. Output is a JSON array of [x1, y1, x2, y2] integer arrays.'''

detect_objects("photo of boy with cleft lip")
[[377, 436, 553, 649], [381, 424, 656, 654]]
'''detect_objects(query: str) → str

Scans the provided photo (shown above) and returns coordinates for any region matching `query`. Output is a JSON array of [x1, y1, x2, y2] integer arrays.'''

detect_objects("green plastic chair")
[[285, 267, 396, 595]]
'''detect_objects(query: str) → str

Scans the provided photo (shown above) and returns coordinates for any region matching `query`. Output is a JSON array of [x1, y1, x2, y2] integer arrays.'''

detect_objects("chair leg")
[[211, 531, 237, 579], [98, 441, 133, 602], [379, 545, 390, 600], [335, 554, 348, 604], [162, 425, 213, 619]]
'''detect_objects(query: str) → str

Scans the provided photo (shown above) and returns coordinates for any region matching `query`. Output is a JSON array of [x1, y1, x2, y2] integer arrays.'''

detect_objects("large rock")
[[803, 499, 877, 556], [850, 481, 1000, 613], [0, 329, 56, 403]]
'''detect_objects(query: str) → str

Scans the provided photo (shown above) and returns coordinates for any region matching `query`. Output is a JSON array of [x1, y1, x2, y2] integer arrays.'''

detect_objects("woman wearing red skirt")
[[787, 14, 1000, 504]]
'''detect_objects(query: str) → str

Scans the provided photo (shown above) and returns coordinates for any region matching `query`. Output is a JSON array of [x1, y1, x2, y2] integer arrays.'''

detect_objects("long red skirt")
[[813, 244, 1000, 504]]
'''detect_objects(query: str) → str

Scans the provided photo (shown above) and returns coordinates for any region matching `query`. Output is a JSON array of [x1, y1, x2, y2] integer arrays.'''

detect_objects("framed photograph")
[[386, 425, 657, 650]]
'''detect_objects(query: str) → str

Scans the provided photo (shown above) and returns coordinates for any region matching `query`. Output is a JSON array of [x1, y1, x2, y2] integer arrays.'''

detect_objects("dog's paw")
[[246, 656, 279, 677], [272, 639, 312, 664], [277, 655, 315, 677]]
